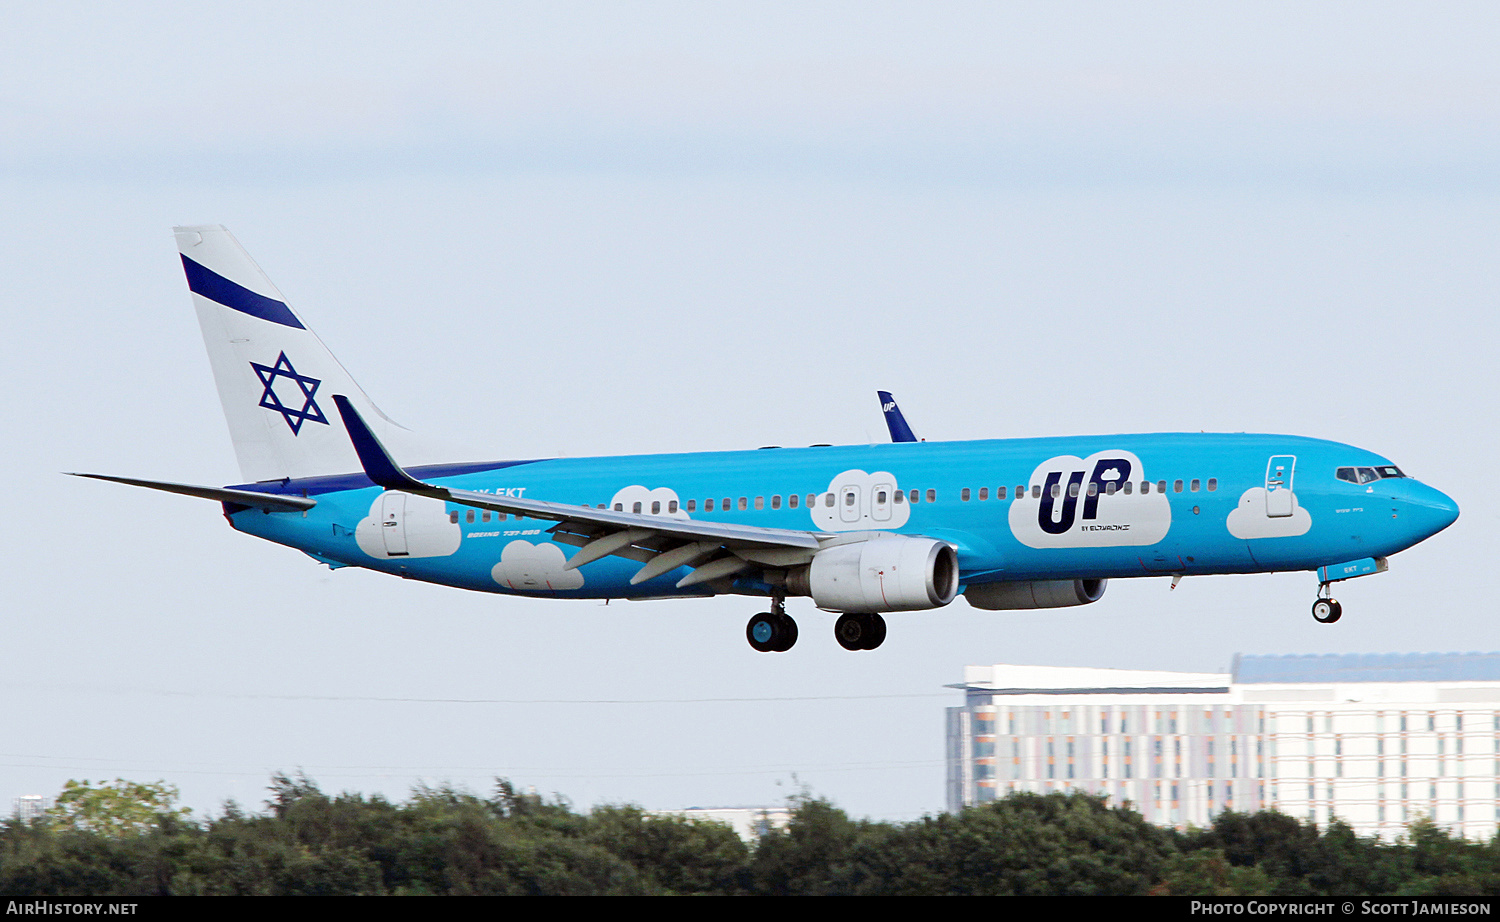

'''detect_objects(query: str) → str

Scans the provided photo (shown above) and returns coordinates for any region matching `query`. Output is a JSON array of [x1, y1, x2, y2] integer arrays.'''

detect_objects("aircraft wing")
[[332, 395, 822, 588]]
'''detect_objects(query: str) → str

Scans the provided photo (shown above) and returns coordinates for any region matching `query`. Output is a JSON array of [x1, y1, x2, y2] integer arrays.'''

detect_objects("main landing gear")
[[834, 613, 887, 651], [747, 597, 798, 652], [1311, 584, 1343, 624], [745, 598, 889, 652]]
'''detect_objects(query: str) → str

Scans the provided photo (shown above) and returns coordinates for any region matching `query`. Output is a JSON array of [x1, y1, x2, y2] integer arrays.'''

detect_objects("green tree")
[[46, 779, 191, 837]]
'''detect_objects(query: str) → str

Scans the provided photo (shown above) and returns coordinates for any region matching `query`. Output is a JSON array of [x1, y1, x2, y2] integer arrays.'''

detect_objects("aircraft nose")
[[1405, 482, 1460, 540]]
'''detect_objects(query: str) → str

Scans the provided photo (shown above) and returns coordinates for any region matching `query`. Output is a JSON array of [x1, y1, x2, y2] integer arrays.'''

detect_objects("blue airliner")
[[75, 227, 1460, 652]]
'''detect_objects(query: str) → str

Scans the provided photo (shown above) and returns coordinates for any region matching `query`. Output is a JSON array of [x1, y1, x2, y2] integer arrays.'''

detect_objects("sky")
[[3, 2, 1499, 823]]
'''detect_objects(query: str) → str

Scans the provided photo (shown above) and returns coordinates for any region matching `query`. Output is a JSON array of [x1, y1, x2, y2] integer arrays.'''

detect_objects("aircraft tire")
[[1311, 598, 1343, 624], [748, 612, 798, 652], [862, 613, 887, 650], [835, 613, 865, 651], [772, 614, 798, 652], [747, 613, 779, 652]]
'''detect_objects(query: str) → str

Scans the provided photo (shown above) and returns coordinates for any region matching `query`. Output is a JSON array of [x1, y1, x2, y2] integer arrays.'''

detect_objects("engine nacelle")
[[964, 579, 1107, 611], [792, 536, 959, 613]]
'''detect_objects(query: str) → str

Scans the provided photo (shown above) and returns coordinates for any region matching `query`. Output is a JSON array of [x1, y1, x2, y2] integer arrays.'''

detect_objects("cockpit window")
[[1337, 465, 1406, 484]]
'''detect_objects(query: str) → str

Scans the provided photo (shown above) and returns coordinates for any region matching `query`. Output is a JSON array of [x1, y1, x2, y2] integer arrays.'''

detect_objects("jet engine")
[[963, 579, 1107, 610], [788, 536, 959, 613]]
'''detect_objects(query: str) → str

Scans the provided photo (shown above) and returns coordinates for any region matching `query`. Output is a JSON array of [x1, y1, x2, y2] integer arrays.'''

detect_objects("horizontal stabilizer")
[[69, 473, 316, 512]]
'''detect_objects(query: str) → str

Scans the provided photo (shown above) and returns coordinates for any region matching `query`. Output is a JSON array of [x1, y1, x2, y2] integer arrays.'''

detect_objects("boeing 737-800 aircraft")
[[75, 226, 1460, 653]]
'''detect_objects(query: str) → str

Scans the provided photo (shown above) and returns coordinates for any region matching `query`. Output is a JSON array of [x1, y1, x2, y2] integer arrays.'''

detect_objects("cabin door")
[[380, 491, 410, 556], [1265, 456, 1295, 518]]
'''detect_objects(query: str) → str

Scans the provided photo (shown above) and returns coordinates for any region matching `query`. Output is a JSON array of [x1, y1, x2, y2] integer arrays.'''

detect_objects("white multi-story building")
[[947, 653, 1500, 841], [11, 795, 48, 822]]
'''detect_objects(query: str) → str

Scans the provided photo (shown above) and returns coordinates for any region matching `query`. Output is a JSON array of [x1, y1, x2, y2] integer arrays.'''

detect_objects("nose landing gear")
[[1311, 584, 1342, 624]]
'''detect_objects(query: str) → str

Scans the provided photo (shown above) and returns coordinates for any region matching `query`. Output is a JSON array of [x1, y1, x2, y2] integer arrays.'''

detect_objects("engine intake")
[[963, 579, 1107, 610], [791, 536, 959, 613]]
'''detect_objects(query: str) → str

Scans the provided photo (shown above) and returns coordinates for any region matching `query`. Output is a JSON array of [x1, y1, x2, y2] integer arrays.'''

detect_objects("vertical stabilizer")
[[175, 225, 418, 482]]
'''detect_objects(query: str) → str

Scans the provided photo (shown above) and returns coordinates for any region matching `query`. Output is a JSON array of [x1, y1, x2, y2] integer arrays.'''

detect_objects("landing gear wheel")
[[835, 614, 865, 651], [834, 613, 888, 651], [772, 613, 798, 652], [1311, 598, 1342, 624], [747, 612, 798, 652]]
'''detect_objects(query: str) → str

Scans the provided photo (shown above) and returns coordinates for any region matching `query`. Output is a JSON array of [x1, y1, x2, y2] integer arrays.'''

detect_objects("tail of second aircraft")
[[175, 225, 424, 483]]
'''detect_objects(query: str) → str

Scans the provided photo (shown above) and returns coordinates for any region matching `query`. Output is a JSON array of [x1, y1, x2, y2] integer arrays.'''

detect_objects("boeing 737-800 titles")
[[75, 226, 1460, 652]]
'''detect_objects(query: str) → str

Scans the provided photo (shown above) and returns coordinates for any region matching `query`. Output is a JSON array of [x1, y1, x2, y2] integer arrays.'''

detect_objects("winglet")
[[332, 395, 431, 493], [877, 391, 919, 442]]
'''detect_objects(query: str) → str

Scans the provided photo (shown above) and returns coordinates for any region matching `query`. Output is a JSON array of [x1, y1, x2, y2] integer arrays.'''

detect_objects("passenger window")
[[789, 494, 798, 508], [614, 503, 623, 512], [1190, 479, 1200, 492], [1207, 478, 1217, 492], [449, 511, 459, 524], [633, 502, 643, 513], [910, 490, 920, 504], [1067, 483, 1079, 498], [723, 497, 731, 510], [844, 492, 855, 507], [893, 490, 903, 504], [1173, 480, 1183, 493], [1157, 480, 1167, 494], [961, 488, 971, 501], [1105, 482, 1116, 495], [1122, 481, 1132, 495], [738, 497, 748, 510], [705, 498, 714, 511], [771, 495, 781, 509], [997, 486, 1007, 500], [482, 511, 491, 522], [1051, 483, 1061, 499], [875, 491, 886, 504], [927, 489, 936, 503], [686, 500, 696, 512], [466, 510, 475, 523], [824, 493, 835, 507], [1031, 485, 1041, 499], [1087, 482, 1097, 496], [754, 496, 764, 510], [651, 501, 661, 514]]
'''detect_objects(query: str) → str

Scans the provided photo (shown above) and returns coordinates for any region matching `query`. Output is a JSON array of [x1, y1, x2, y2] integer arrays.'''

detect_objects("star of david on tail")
[[251, 351, 328, 435]]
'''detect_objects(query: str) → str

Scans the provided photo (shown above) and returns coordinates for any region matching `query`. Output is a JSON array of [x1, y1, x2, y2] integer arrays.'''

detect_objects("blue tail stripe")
[[180, 254, 305, 329]]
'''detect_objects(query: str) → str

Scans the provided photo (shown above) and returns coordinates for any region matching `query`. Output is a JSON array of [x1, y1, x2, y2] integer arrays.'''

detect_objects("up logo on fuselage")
[[1008, 450, 1171, 549]]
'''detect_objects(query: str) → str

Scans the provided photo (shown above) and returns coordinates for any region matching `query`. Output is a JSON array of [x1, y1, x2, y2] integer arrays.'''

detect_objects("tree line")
[[1, 775, 1497, 895]]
